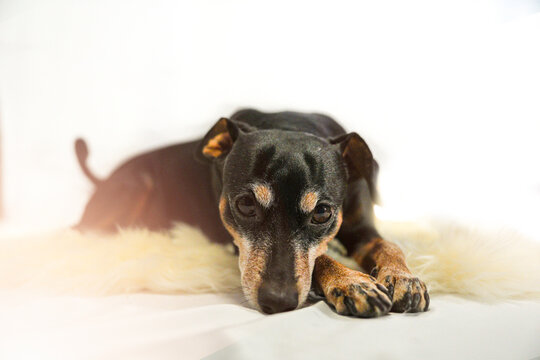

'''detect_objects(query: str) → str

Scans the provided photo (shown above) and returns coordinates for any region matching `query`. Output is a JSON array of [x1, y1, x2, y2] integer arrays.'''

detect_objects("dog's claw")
[[378, 269, 429, 313], [386, 283, 395, 299], [394, 291, 412, 312], [344, 296, 358, 316], [411, 293, 421, 312], [376, 283, 390, 297], [377, 292, 392, 308], [424, 290, 430, 311]]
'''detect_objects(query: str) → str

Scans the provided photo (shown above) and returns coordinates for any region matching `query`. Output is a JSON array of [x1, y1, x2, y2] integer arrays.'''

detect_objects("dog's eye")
[[312, 204, 332, 224], [236, 195, 257, 217]]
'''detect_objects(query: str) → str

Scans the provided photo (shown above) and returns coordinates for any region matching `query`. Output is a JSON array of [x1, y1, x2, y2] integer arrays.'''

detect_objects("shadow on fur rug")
[[1, 220, 539, 301]]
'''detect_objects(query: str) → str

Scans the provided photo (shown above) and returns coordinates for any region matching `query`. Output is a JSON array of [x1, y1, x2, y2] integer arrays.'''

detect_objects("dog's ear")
[[331, 132, 373, 182], [331, 132, 380, 203], [196, 118, 241, 162]]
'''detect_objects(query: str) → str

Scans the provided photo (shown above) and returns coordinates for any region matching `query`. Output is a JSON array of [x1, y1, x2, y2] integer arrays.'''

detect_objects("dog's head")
[[197, 117, 375, 314]]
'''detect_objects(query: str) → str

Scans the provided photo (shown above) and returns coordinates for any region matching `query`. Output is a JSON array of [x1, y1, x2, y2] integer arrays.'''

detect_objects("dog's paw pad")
[[324, 274, 392, 318]]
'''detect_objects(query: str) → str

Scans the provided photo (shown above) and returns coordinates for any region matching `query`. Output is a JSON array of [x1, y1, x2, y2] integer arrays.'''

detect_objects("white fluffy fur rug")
[[1, 220, 539, 301]]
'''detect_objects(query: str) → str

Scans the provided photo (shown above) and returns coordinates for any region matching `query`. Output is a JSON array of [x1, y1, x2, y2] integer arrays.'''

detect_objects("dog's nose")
[[258, 282, 298, 314]]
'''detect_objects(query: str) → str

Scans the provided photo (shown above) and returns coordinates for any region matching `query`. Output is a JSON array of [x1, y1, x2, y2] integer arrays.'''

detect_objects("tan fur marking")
[[294, 211, 343, 306], [294, 249, 313, 306], [203, 132, 232, 158], [353, 237, 409, 274], [251, 183, 273, 208], [219, 196, 240, 240], [300, 191, 318, 213], [219, 196, 266, 308], [313, 255, 378, 315], [239, 246, 268, 308]]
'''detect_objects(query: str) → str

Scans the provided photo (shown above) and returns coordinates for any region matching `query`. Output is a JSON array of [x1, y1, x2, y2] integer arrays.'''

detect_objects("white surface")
[[1, 292, 539, 360]]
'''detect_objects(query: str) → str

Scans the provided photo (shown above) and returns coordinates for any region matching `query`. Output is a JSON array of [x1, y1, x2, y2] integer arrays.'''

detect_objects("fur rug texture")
[[1, 220, 539, 301]]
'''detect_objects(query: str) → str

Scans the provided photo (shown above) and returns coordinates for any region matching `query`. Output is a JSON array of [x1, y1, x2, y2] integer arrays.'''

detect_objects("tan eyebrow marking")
[[300, 191, 318, 213], [251, 183, 273, 208]]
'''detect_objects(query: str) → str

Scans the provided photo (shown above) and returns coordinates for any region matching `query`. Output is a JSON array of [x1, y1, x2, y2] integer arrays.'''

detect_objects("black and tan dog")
[[75, 109, 429, 317]]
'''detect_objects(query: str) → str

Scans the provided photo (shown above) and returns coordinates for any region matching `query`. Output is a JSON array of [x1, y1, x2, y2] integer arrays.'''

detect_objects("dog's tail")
[[74, 138, 102, 186]]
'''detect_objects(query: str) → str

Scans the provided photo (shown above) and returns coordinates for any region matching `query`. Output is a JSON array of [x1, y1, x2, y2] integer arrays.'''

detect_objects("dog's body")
[[76, 109, 429, 316]]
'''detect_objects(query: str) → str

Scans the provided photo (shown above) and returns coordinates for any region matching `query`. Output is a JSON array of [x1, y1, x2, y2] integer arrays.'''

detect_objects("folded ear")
[[196, 118, 240, 162], [331, 132, 379, 203]]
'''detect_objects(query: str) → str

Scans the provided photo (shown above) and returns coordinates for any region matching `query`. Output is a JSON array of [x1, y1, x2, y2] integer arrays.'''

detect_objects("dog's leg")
[[347, 231, 430, 313], [339, 177, 429, 313], [76, 173, 155, 231], [313, 254, 392, 317]]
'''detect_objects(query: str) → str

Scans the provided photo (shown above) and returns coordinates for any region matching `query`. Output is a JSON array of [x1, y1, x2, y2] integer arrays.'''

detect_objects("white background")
[[1, 0, 539, 238], [1, 4, 540, 359]]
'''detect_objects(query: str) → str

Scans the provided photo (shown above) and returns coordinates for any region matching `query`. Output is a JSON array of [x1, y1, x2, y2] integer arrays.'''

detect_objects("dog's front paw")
[[373, 267, 429, 313], [321, 272, 392, 318]]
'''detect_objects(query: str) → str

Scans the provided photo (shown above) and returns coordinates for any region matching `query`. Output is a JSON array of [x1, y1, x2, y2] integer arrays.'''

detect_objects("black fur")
[[76, 109, 382, 313]]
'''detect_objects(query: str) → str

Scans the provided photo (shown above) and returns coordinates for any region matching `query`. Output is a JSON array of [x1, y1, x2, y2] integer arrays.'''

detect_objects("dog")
[[75, 109, 429, 316]]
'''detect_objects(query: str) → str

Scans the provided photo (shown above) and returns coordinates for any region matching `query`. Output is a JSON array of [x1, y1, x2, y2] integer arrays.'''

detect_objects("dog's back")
[[75, 109, 349, 238]]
